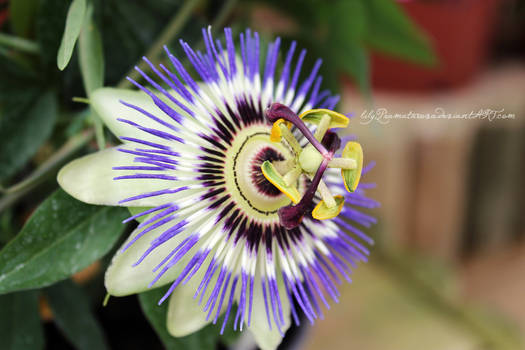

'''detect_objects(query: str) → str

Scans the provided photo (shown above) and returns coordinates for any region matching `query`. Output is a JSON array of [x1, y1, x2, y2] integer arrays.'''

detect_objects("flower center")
[[223, 124, 302, 222]]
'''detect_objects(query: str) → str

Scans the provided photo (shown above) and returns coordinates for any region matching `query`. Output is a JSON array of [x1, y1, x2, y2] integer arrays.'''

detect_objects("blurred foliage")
[[0, 0, 437, 348], [46, 280, 110, 350], [256, 0, 436, 93], [0, 90, 57, 180], [0, 290, 44, 350]]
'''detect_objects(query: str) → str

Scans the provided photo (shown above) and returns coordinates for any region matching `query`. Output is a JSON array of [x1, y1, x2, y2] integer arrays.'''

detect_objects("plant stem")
[[0, 33, 40, 54], [0, 130, 94, 213], [117, 0, 204, 89]]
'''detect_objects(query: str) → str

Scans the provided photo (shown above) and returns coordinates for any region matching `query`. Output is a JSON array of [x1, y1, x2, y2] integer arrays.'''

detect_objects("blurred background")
[[0, 0, 524, 349]]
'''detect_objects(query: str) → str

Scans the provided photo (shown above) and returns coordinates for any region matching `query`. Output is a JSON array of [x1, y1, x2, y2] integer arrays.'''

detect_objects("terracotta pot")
[[371, 0, 503, 91]]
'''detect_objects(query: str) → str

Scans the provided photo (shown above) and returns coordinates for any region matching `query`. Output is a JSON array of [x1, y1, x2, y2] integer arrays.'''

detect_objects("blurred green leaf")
[[9, 0, 39, 38], [37, 0, 70, 71], [0, 210, 15, 247], [93, 0, 205, 85], [323, 0, 367, 42], [261, 0, 370, 93], [336, 43, 370, 96], [363, 0, 436, 66], [255, 0, 435, 94], [78, 4, 104, 94], [0, 189, 128, 294], [323, 0, 369, 94], [0, 290, 44, 350], [78, 4, 106, 148], [138, 287, 218, 350], [57, 0, 86, 71], [0, 33, 39, 54], [0, 90, 57, 181], [46, 280, 109, 350], [0, 55, 38, 93]]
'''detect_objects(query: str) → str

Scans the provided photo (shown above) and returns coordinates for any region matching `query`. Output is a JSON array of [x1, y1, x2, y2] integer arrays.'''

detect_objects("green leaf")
[[0, 210, 16, 246], [78, 4, 106, 148], [96, 0, 205, 85], [323, 0, 370, 94], [36, 0, 70, 71], [0, 189, 128, 294], [138, 287, 218, 350], [0, 55, 38, 94], [0, 290, 44, 350], [46, 280, 109, 350], [78, 4, 104, 94], [363, 0, 437, 66], [338, 43, 370, 96], [326, 0, 367, 42], [57, 0, 86, 71], [9, 0, 39, 37], [0, 90, 57, 181]]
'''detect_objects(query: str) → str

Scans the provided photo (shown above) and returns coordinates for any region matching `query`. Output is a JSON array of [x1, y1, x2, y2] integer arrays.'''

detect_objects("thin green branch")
[[0, 33, 40, 54], [0, 130, 94, 213]]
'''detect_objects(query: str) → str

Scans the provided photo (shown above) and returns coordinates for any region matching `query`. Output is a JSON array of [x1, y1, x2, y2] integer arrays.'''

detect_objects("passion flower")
[[58, 27, 378, 350]]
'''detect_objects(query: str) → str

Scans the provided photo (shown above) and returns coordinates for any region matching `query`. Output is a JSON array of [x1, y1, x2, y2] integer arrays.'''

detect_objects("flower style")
[[58, 27, 378, 350]]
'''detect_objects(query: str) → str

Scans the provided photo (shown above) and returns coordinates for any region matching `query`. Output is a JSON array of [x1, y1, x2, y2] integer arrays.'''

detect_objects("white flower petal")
[[91, 88, 157, 140], [90, 87, 190, 142], [105, 214, 193, 296], [58, 147, 176, 207], [248, 279, 291, 350], [166, 261, 222, 337]]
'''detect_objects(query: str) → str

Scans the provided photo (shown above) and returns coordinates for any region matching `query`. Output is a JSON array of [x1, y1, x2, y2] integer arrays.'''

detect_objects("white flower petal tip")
[[90, 87, 190, 143], [248, 327, 288, 350], [248, 281, 291, 350], [91, 88, 152, 139], [166, 278, 213, 337], [58, 148, 120, 206], [105, 214, 193, 296], [57, 147, 175, 207]]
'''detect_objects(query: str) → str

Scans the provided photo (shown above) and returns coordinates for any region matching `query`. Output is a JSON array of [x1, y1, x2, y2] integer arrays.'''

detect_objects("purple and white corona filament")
[[58, 27, 378, 350]]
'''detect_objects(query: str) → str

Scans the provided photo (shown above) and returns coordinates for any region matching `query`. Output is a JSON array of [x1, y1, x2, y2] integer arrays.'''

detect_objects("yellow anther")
[[270, 119, 290, 142], [312, 195, 345, 220], [299, 109, 350, 129], [341, 142, 363, 192], [261, 161, 301, 204], [270, 119, 302, 154]]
